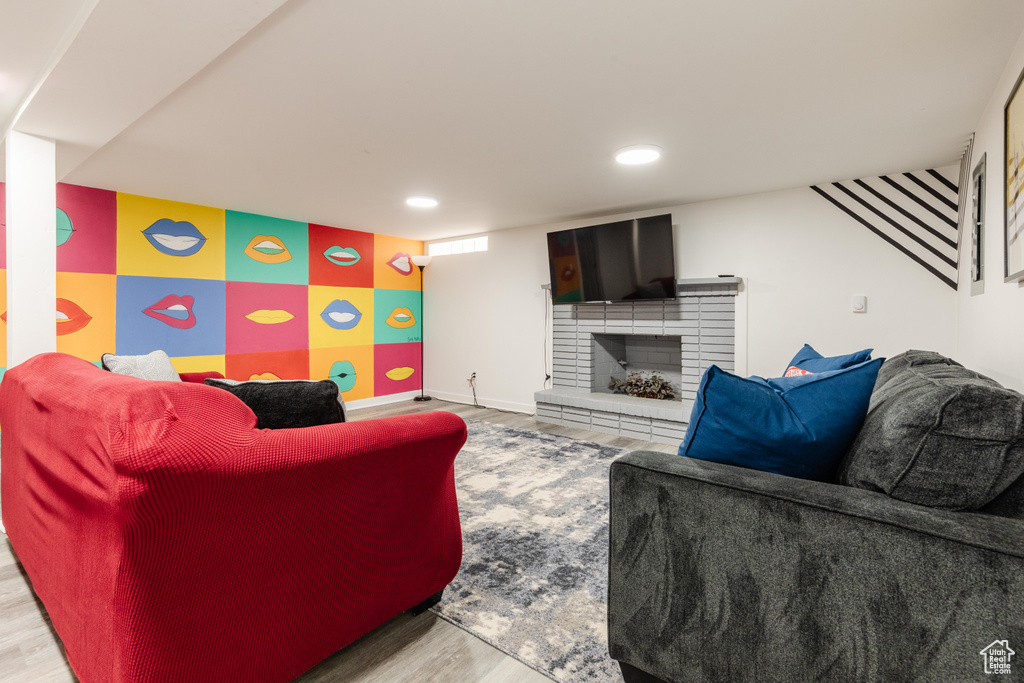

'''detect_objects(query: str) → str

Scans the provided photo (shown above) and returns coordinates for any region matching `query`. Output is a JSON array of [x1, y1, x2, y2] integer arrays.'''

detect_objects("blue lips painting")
[[320, 299, 362, 330], [142, 219, 208, 257]]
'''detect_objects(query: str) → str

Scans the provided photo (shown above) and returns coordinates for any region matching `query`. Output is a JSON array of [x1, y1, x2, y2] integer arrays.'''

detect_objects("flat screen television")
[[546, 213, 676, 303]]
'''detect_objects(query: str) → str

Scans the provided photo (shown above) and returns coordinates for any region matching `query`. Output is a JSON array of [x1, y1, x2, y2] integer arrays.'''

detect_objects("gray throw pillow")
[[101, 350, 181, 382], [204, 378, 346, 429], [837, 350, 1024, 511]]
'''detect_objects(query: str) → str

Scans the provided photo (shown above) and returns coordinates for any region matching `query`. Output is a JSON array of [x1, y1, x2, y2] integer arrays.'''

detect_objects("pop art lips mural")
[[244, 309, 294, 325], [142, 219, 207, 257], [385, 366, 415, 381], [143, 294, 197, 329], [329, 360, 357, 392], [56, 208, 74, 246], [0, 300, 93, 335], [320, 300, 362, 330], [387, 252, 413, 275], [385, 307, 416, 329], [56, 298, 92, 335], [244, 235, 292, 264], [323, 246, 361, 266]]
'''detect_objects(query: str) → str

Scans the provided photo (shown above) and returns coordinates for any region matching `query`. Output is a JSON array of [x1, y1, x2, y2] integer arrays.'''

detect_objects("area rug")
[[431, 420, 625, 682]]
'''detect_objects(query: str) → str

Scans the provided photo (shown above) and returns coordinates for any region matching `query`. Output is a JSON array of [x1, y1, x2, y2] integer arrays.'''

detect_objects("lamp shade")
[[411, 255, 432, 268]]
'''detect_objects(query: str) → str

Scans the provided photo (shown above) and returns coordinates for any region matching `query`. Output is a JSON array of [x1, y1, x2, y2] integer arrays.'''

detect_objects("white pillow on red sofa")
[[101, 350, 181, 382]]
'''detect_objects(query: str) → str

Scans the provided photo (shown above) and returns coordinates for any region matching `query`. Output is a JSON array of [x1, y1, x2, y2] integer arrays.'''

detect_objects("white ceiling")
[[5, 0, 1024, 241]]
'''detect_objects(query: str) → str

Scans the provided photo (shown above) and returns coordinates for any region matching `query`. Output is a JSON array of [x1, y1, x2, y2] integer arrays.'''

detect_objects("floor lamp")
[[411, 254, 432, 401]]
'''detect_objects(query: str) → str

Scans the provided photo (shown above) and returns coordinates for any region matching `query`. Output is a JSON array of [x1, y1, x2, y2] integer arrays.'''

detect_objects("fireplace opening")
[[591, 333, 683, 400]]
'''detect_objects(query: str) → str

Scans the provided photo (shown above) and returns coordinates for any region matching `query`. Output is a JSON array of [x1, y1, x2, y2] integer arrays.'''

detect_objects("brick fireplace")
[[535, 278, 740, 445]]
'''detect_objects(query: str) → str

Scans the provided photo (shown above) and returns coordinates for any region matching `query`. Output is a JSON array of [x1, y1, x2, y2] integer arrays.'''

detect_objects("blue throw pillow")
[[678, 358, 884, 482], [785, 343, 873, 376]]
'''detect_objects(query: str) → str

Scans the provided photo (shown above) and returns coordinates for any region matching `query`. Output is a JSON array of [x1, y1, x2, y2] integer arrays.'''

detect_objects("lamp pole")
[[411, 254, 432, 401]]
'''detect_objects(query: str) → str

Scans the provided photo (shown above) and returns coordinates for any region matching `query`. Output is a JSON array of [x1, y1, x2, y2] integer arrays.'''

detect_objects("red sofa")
[[0, 353, 466, 682]]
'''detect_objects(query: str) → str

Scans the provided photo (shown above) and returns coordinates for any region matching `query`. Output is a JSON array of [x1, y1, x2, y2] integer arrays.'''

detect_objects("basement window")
[[428, 236, 488, 256]]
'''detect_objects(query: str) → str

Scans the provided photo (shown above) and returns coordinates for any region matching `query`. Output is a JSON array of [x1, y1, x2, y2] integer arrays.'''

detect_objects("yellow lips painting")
[[244, 309, 295, 325], [384, 366, 415, 381]]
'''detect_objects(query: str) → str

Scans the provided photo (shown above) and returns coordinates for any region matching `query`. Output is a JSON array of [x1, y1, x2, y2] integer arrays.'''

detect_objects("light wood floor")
[[0, 398, 674, 682]]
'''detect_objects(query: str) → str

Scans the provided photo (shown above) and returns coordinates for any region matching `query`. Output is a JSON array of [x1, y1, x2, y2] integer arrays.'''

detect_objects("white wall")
[[676, 185, 958, 378], [957, 24, 1024, 392], [426, 185, 958, 412]]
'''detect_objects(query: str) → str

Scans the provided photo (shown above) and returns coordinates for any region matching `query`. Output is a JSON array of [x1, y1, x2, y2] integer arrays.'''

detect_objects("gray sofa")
[[608, 351, 1024, 683]]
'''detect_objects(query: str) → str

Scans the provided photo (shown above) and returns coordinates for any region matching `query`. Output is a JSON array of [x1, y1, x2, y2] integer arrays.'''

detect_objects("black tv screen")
[[546, 213, 676, 303]]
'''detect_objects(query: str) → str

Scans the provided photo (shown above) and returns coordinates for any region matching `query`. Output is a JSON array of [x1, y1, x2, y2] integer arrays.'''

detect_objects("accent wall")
[[1, 182, 425, 403]]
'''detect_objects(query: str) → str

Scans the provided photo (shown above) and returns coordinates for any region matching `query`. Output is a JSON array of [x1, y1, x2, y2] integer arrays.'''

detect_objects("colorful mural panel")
[[310, 345, 374, 402], [117, 194, 226, 280], [225, 211, 309, 285], [225, 281, 309, 354], [56, 184, 117, 274], [55, 272, 116, 362], [372, 234, 424, 291], [374, 342, 422, 396], [226, 349, 311, 381], [308, 224, 375, 288], [308, 285, 375, 348], [170, 354, 227, 376], [116, 275, 226, 357], [373, 288, 422, 344]]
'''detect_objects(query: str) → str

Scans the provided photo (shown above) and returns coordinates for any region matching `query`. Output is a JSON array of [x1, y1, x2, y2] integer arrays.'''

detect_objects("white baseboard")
[[345, 390, 423, 411], [426, 390, 535, 415]]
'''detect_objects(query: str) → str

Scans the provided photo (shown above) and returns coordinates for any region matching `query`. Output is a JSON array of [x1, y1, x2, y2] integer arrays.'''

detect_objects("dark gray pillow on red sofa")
[[204, 378, 345, 429], [836, 350, 1024, 511]]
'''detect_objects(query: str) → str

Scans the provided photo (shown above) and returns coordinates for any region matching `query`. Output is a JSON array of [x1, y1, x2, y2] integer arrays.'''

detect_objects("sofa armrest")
[[608, 451, 1024, 683]]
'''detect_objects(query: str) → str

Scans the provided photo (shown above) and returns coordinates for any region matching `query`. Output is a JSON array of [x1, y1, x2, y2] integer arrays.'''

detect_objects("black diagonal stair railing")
[[811, 169, 960, 290]]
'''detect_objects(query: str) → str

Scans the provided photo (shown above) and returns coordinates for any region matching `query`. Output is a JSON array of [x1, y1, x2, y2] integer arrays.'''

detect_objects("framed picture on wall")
[[972, 153, 986, 296], [1005, 67, 1024, 282]]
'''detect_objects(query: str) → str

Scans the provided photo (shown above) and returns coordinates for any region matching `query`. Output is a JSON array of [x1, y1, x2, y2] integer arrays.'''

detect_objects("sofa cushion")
[[101, 350, 181, 381], [678, 358, 883, 482], [204, 378, 346, 429], [785, 343, 873, 375], [837, 350, 1024, 511]]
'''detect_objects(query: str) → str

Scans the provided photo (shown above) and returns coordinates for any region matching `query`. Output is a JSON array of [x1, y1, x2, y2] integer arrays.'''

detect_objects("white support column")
[[6, 130, 56, 368]]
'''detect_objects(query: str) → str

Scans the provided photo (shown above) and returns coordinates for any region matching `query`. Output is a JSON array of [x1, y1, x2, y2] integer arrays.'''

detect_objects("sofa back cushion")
[[837, 350, 1024, 512], [204, 378, 346, 429], [980, 472, 1024, 519]]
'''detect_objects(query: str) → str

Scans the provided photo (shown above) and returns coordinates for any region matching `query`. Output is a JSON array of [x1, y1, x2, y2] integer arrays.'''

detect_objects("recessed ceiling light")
[[615, 145, 662, 165], [406, 196, 439, 208]]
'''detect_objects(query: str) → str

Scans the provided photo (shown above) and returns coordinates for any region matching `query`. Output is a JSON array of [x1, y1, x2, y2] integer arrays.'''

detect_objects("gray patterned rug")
[[431, 420, 624, 682]]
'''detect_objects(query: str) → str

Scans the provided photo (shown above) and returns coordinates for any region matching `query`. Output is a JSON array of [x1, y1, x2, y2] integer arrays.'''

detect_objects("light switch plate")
[[851, 295, 867, 314]]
